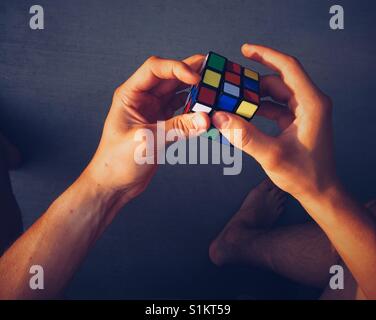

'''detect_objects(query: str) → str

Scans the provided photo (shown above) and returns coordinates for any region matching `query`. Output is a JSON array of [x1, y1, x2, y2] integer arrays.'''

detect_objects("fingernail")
[[192, 113, 208, 131], [212, 112, 229, 129], [242, 43, 250, 50]]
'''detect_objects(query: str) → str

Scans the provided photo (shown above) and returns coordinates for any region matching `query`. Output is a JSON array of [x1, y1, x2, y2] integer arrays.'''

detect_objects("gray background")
[[1, 0, 375, 299]]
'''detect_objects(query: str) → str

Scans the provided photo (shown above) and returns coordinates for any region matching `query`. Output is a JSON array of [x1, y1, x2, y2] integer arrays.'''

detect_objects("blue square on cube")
[[191, 85, 199, 104], [243, 77, 259, 92], [217, 94, 238, 112]]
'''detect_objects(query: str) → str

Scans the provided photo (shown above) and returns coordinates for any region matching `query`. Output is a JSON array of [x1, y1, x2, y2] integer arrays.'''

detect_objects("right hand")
[[85, 54, 209, 203], [212, 44, 337, 201]]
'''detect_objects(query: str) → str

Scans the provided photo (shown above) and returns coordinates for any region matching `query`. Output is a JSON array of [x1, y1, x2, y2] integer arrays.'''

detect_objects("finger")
[[184, 54, 206, 73], [258, 101, 295, 130], [164, 112, 210, 139], [169, 91, 189, 110], [120, 56, 201, 94], [162, 92, 189, 118], [211, 111, 278, 164], [260, 75, 292, 104], [154, 54, 205, 97], [241, 44, 322, 110]]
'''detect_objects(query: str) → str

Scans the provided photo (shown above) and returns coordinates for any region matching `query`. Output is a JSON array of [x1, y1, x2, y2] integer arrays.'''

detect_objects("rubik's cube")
[[183, 52, 260, 142]]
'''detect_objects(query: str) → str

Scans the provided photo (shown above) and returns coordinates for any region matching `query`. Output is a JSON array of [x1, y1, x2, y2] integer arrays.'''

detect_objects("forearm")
[[0, 171, 126, 299], [298, 185, 376, 299]]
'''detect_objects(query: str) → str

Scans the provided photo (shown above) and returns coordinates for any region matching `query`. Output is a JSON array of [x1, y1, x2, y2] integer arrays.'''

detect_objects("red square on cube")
[[226, 61, 241, 74], [184, 98, 192, 113], [225, 72, 241, 85], [198, 86, 216, 106], [244, 89, 260, 104]]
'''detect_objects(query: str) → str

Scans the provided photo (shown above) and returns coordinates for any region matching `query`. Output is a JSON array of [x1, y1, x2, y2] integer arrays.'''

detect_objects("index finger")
[[241, 44, 322, 107], [154, 54, 205, 97], [121, 56, 201, 94]]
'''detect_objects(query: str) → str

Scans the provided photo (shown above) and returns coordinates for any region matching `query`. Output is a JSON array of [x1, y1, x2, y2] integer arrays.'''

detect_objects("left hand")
[[84, 55, 210, 203]]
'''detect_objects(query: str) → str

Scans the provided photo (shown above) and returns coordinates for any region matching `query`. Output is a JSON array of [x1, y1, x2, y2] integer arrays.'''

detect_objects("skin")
[[209, 180, 376, 299], [0, 54, 210, 299], [211, 44, 376, 299], [0, 44, 374, 299]]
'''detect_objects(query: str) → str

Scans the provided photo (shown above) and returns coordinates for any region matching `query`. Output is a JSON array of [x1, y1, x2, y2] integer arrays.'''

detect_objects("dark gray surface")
[[0, 0, 375, 299]]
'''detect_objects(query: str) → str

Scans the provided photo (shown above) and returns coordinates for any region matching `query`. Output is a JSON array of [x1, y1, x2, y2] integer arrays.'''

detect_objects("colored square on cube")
[[243, 77, 259, 92], [244, 89, 260, 104], [244, 68, 259, 81], [198, 86, 216, 105], [183, 51, 260, 144], [203, 69, 221, 88], [184, 98, 191, 114], [236, 101, 258, 119], [192, 103, 212, 113], [225, 72, 241, 85], [226, 61, 241, 74], [223, 82, 240, 97], [218, 94, 238, 112], [207, 53, 226, 72]]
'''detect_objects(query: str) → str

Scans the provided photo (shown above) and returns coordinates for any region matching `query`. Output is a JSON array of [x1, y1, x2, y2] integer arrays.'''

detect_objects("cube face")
[[184, 52, 260, 141]]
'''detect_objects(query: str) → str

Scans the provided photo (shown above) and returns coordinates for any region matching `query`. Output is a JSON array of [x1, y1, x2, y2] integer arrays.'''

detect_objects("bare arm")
[[299, 186, 376, 298], [213, 44, 376, 299], [0, 54, 209, 299], [0, 174, 126, 299]]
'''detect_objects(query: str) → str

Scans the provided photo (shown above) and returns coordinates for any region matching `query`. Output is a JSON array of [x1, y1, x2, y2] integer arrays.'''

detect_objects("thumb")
[[164, 112, 210, 139], [212, 111, 276, 162]]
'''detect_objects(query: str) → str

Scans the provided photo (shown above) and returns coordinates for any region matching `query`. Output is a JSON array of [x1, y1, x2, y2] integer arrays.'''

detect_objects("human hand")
[[84, 55, 210, 203], [212, 44, 337, 201]]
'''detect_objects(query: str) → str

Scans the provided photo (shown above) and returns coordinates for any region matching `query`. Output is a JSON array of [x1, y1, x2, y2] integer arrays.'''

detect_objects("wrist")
[[292, 173, 342, 204], [295, 181, 351, 226], [76, 169, 126, 211]]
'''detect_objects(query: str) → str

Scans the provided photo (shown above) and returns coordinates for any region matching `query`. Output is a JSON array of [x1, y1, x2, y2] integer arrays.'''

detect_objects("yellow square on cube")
[[236, 101, 258, 119], [203, 69, 221, 88], [244, 68, 259, 81]]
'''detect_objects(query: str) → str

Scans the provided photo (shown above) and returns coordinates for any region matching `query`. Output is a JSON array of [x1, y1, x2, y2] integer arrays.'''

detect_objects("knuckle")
[[240, 129, 252, 149], [113, 86, 124, 100], [113, 86, 136, 111], [172, 117, 188, 137], [289, 55, 300, 65], [113, 86, 129, 104], [322, 94, 333, 109], [146, 55, 160, 64], [114, 86, 121, 97], [265, 144, 284, 169], [317, 93, 333, 114], [285, 55, 301, 70]]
